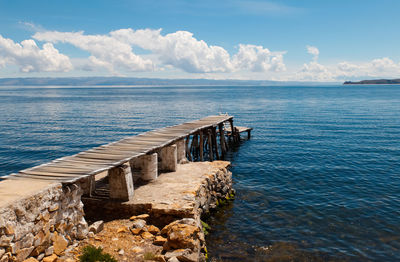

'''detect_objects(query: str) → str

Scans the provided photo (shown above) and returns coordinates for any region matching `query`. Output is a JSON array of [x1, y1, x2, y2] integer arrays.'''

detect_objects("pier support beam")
[[207, 129, 214, 161], [219, 123, 226, 158], [199, 130, 204, 161], [109, 163, 134, 201], [175, 139, 186, 163], [185, 136, 192, 162], [130, 153, 158, 181], [159, 144, 177, 172]]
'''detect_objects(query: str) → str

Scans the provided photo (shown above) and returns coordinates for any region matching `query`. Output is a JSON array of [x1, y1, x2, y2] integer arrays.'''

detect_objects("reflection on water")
[[0, 85, 400, 261]]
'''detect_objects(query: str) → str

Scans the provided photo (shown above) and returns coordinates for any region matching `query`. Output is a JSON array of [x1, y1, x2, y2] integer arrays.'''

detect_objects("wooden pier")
[[1, 115, 251, 203]]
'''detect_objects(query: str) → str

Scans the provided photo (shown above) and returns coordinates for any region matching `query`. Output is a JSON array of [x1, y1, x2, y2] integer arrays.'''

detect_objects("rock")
[[131, 219, 146, 229], [45, 246, 54, 256], [53, 232, 68, 255], [4, 225, 14, 236], [118, 249, 125, 256], [23, 258, 39, 262], [0, 249, 4, 258], [117, 227, 128, 233], [130, 227, 142, 235], [0, 252, 11, 262], [43, 254, 58, 262], [153, 235, 167, 246], [147, 225, 160, 235], [37, 253, 45, 261], [129, 214, 149, 221], [164, 249, 190, 260], [177, 251, 200, 262], [0, 235, 13, 247], [88, 221, 104, 234], [15, 247, 34, 261], [88, 232, 95, 238], [48, 203, 59, 212], [30, 245, 46, 257], [141, 231, 154, 240], [168, 257, 180, 262], [131, 247, 143, 253], [161, 219, 200, 251]]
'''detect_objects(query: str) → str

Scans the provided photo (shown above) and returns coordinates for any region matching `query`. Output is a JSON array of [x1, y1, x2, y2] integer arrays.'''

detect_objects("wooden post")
[[207, 129, 214, 161], [218, 123, 226, 158], [212, 127, 220, 160], [185, 136, 192, 161], [199, 130, 204, 161], [247, 130, 251, 139], [229, 119, 235, 142], [109, 163, 134, 201]]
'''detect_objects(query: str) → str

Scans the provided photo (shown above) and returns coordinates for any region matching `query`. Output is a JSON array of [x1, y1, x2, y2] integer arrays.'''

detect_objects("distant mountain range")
[[344, 79, 400, 85], [0, 77, 338, 86]]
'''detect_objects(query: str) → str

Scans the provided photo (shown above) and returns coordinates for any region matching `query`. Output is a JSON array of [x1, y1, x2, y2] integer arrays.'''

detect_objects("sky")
[[1, 0, 400, 82]]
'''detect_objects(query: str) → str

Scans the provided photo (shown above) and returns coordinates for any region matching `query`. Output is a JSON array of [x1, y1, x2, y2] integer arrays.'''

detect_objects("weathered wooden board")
[[7, 115, 234, 182]]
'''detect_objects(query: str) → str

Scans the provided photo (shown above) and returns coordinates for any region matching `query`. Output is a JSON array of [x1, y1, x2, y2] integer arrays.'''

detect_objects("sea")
[[0, 85, 399, 261]]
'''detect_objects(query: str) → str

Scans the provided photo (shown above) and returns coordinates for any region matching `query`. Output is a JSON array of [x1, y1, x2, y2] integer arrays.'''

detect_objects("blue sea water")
[[0, 85, 399, 261]]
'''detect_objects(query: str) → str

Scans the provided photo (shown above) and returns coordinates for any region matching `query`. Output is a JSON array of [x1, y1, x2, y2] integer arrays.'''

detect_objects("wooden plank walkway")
[[2, 115, 233, 183]]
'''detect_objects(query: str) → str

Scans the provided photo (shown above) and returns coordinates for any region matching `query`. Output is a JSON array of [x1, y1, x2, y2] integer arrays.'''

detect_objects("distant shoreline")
[[0, 76, 339, 87], [344, 79, 400, 85]]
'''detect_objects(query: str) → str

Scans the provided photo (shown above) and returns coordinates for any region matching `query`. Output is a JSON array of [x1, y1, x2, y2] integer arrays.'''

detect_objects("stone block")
[[159, 145, 177, 172], [109, 163, 134, 201], [175, 139, 186, 163], [130, 153, 158, 181], [88, 221, 104, 234]]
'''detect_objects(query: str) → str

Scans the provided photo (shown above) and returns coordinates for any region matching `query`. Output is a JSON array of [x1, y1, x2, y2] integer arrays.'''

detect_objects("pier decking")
[[0, 115, 248, 205]]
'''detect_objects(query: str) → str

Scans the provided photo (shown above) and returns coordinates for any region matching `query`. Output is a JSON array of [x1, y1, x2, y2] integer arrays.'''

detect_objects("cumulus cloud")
[[336, 57, 400, 79], [34, 28, 286, 74], [306, 45, 319, 61], [0, 34, 72, 73], [232, 44, 286, 72], [298, 45, 400, 81], [33, 31, 154, 74]]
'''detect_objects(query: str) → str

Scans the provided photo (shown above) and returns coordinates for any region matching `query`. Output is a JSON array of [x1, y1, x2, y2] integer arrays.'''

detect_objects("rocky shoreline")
[[0, 161, 233, 262]]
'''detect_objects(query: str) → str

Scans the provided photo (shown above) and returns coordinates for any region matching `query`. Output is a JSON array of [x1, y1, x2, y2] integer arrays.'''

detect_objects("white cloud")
[[297, 61, 333, 81], [0, 34, 72, 73], [336, 57, 400, 79], [33, 31, 154, 74], [232, 44, 286, 72], [306, 45, 319, 61], [110, 28, 234, 73], [34, 28, 286, 75]]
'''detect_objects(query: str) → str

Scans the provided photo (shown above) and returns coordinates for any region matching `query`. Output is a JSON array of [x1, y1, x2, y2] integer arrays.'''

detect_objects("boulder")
[[43, 254, 58, 262], [161, 219, 200, 251], [52, 232, 68, 255], [131, 219, 146, 229], [153, 236, 167, 246]]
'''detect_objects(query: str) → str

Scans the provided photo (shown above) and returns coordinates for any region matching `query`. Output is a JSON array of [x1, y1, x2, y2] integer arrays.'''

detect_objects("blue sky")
[[1, 0, 400, 81]]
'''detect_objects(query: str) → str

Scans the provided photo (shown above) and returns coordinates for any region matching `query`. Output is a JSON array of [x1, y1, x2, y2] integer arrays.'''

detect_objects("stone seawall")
[[80, 161, 233, 262], [0, 161, 233, 262], [0, 182, 88, 261]]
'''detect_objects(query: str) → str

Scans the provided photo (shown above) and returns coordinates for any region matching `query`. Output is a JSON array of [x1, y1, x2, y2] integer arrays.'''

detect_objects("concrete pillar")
[[159, 144, 177, 172], [175, 139, 186, 163], [108, 163, 134, 201], [130, 153, 158, 181]]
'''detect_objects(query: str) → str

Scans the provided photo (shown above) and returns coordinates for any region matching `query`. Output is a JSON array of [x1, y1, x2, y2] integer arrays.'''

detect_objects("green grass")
[[79, 245, 117, 262]]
